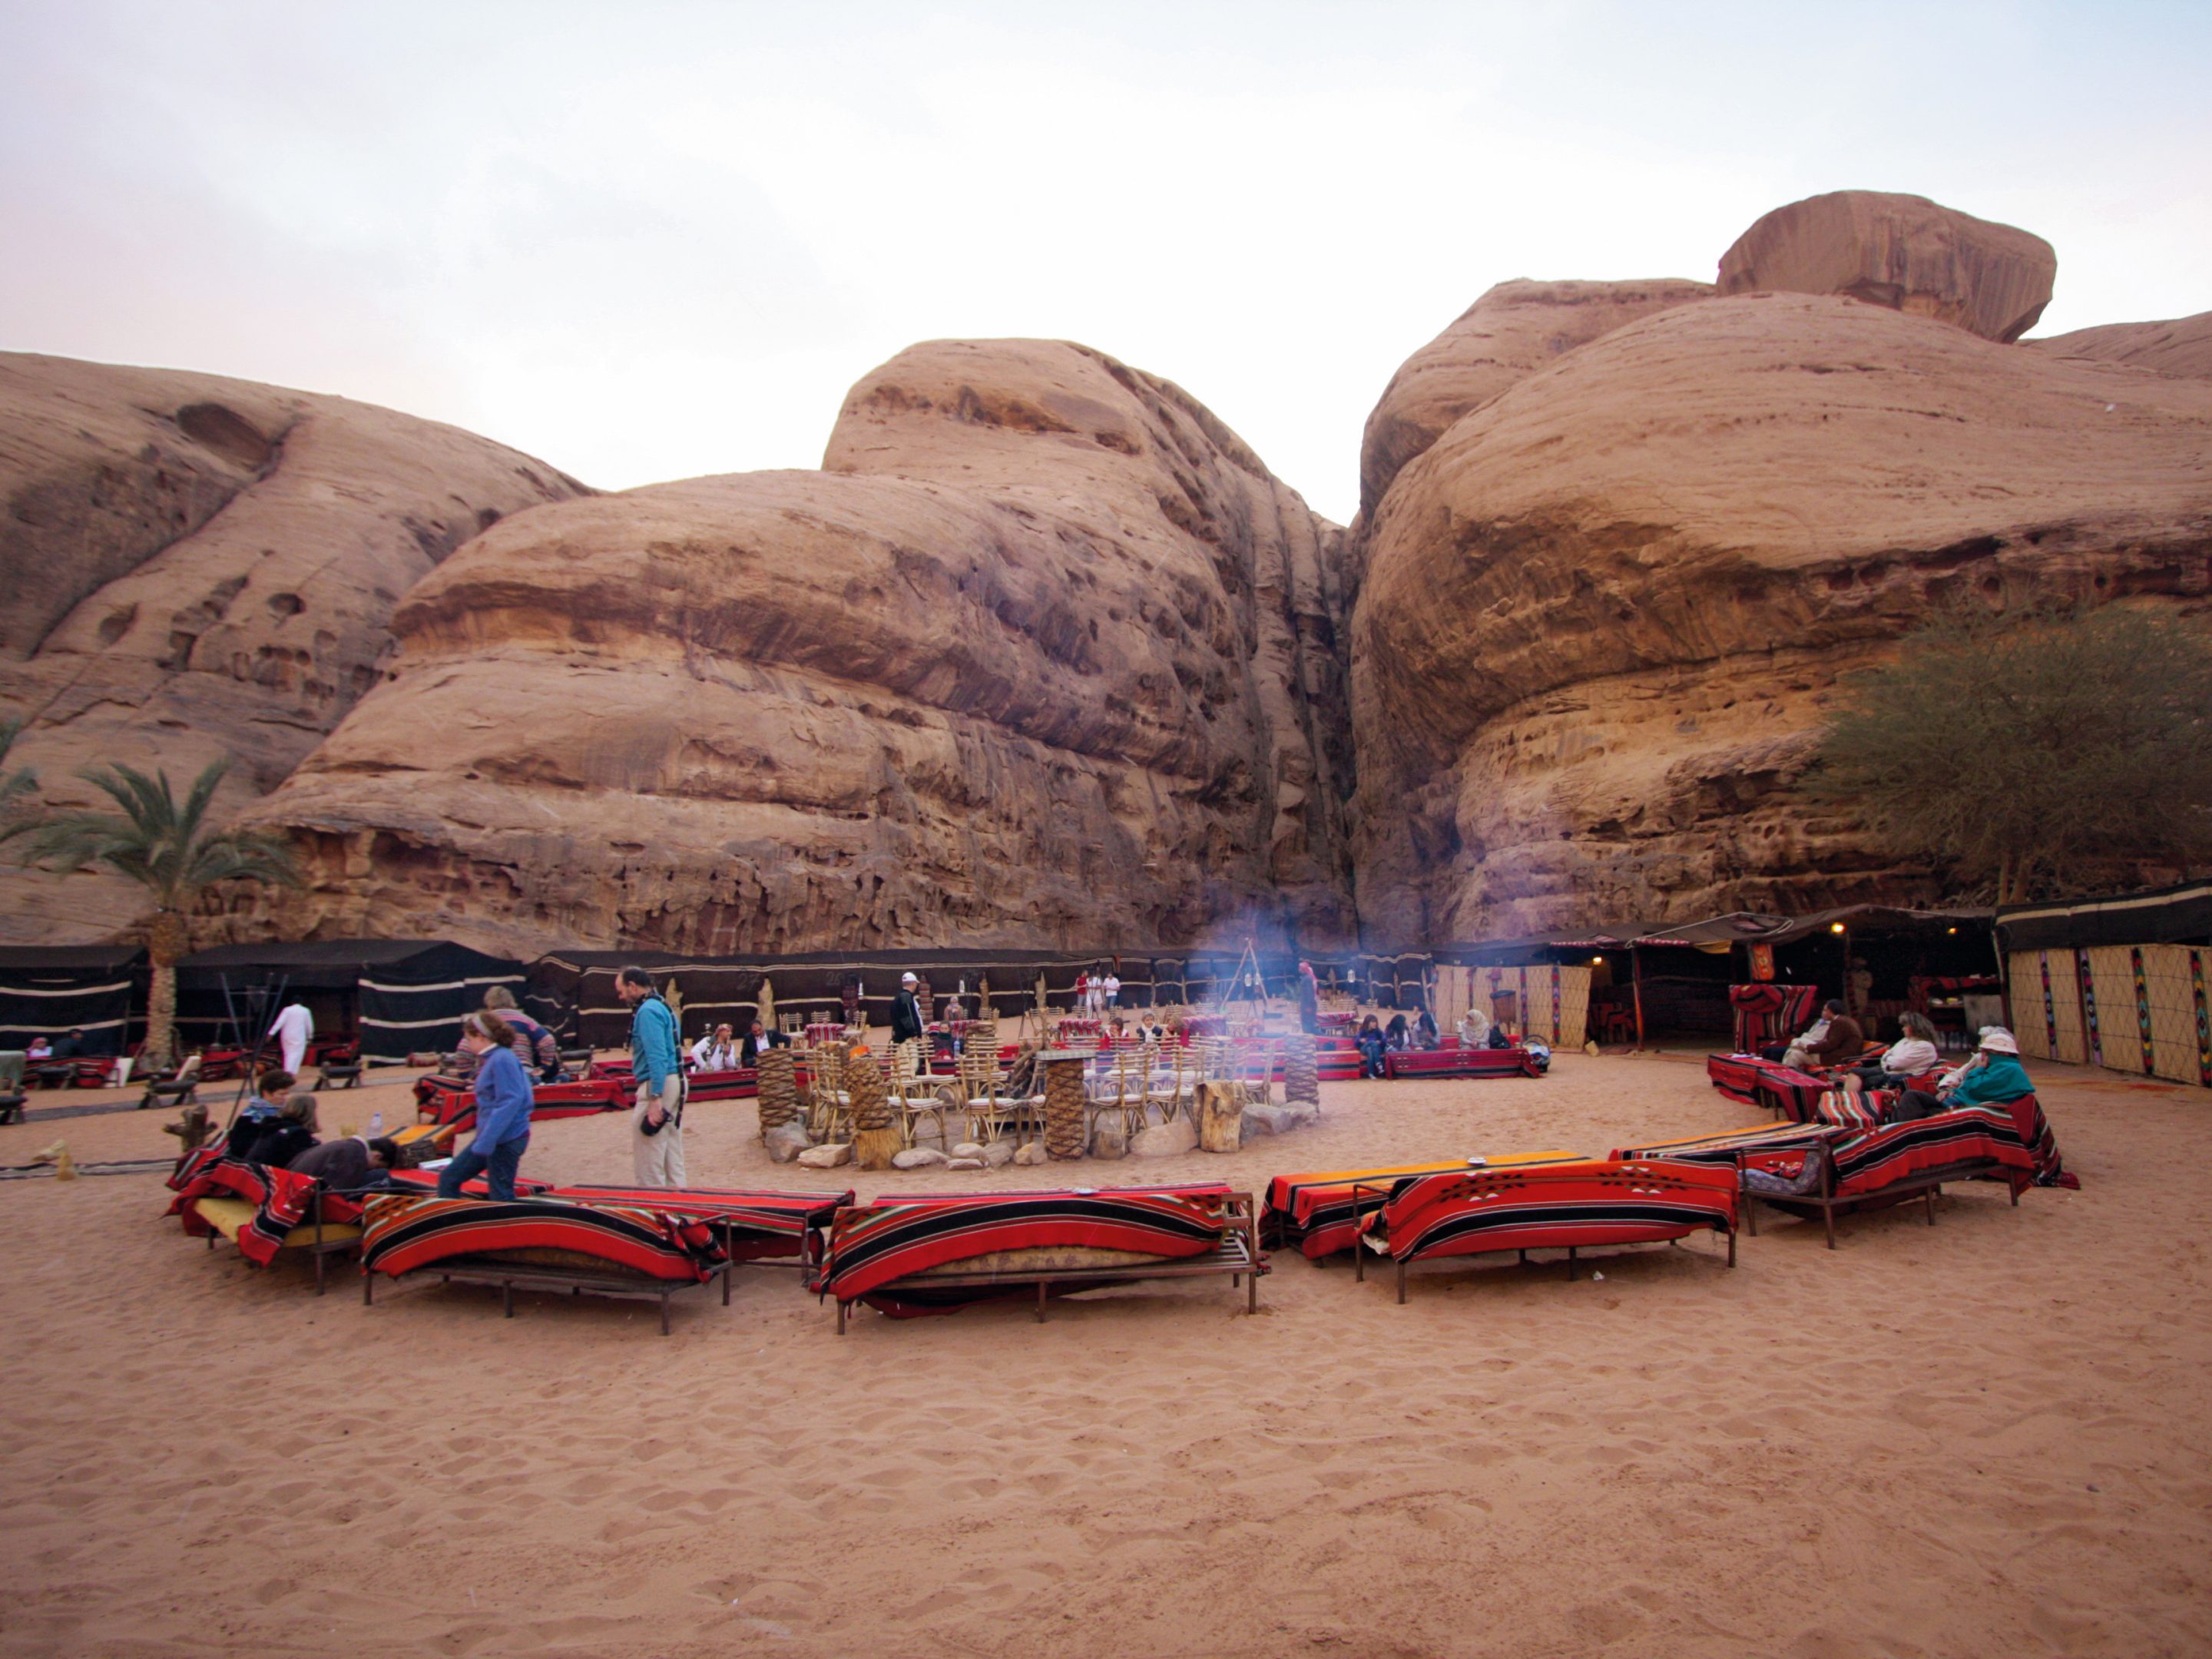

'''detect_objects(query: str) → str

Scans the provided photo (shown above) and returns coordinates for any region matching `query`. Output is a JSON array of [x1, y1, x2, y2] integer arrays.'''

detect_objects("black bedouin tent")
[[174, 940, 525, 1065], [1996, 880, 2212, 952], [0, 945, 145, 1055]]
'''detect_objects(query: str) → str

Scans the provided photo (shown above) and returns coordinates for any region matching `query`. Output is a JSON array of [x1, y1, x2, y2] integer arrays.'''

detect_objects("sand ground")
[[0, 1048, 2206, 1658]]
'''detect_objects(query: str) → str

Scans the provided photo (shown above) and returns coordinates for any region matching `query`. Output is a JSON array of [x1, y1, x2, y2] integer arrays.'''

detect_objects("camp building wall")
[[2008, 945, 2211, 1089], [1435, 962, 1589, 1047]]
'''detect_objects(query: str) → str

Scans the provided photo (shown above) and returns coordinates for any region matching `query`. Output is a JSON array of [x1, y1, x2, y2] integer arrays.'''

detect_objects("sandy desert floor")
[[0, 1048, 2206, 1659]]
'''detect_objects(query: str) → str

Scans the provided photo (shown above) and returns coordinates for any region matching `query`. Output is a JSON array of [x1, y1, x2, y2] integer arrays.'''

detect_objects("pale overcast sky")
[[4, 2, 2207, 524]]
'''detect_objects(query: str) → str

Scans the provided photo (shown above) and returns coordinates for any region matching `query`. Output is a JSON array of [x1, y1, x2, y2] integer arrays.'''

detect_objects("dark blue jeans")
[[437, 1134, 528, 1200]]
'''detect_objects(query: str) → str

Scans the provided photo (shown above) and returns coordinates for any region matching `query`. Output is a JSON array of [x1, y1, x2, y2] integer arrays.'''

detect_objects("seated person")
[[1355, 1015, 1388, 1078], [746, 1019, 788, 1064], [1459, 1005, 1492, 1048], [1413, 1008, 1440, 1050], [288, 1132, 403, 1190], [242, 1091, 320, 1167], [50, 1028, 83, 1061], [1892, 1028, 2034, 1122], [482, 986, 563, 1081], [1843, 1011, 1942, 1097], [25, 1036, 51, 1063], [1783, 1000, 1863, 1071], [1760, 1011, 1827, 1064], [690, 1022, 741, 1071], [1383, 1013, 1412, 1051], [224, 1070, 298, 1155]]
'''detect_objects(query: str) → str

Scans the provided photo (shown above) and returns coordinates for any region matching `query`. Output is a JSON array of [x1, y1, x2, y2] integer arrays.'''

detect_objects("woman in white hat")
[[1892, 1027, 2032, 1121]]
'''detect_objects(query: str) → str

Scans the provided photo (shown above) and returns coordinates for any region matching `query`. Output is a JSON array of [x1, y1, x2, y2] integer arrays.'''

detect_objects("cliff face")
[[243, 339, 1354, 956], [2027, 310, 2212, 382], [0, 353, 584, 942], [1348, 292, 2212, 945]]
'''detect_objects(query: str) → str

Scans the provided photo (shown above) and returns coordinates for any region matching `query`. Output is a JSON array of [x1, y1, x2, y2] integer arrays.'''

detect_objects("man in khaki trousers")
[[614, 965, 685, 1187]]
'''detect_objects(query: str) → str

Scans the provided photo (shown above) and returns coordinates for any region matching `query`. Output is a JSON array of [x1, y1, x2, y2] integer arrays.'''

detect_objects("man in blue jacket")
[[616, 965, 685, 1187]]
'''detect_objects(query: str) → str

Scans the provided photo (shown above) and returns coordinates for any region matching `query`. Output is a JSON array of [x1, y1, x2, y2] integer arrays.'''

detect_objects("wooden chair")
[[807, 1041, 853, 1143], [137, 1051, 204, 1112], [890, 1040, 950, 1149], [1088, 1048, 1148, 1141]]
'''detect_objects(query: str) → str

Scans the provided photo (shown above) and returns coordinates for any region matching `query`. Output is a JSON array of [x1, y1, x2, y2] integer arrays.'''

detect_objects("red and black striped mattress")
[[548, 1184, 850, 1260], [1383, 1047, 1541, 1081], [1609, 1121, 1838, 1169], [415, 1075, 631, 1133], [1706, 1053, 1829, 1120], [167, 1148, 362, 1265], [1261, 1152, 1581, 1259], [359, 1192, 730, 1283], [1825, 1104, 2038, 1197], [811, 1183, 1238, 1314], [1363, 1161, 1740, 1263]]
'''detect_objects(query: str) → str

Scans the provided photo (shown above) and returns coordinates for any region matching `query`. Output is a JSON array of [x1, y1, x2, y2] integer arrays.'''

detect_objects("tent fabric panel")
[[2141, 945, 2203, 1086], [1997, 882, 2212, 953], [2083, 947, 2144, 1076], [0, 969, 132, 1051]]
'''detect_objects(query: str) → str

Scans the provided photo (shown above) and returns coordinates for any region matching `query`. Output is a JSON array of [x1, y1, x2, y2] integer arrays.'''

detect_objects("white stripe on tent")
[[359, 974, 525, 995], [0, 979, 133, 998], [0, 1017, 128, 1035], [2004, 882, 2212, 924], [358, 1015, 480, 1031]]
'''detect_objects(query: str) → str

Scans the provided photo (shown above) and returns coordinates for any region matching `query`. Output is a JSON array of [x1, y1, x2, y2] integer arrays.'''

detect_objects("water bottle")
[[369, 1110, 383, 1136]]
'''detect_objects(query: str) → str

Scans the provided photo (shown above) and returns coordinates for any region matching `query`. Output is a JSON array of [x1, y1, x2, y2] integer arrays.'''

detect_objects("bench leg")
[[1566, 1246, 1577, 1281], [2011, 1183, 2020, 1207], [1354, 1243, 1364, 1283], [502, 1280, 515, 1318], [1035, 1279, 1048, 1323], [1823, 1201, 1836, 1250], [1727, 1226, 1737, 1268], [836, 1299, 848, 1335], [363, 1271, 374, 1307], [1926, 1185, 1939, 1226]]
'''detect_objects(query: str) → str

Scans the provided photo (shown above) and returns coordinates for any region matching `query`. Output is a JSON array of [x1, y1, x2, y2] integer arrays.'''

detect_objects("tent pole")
[[1631, 945, 1647, 1050]]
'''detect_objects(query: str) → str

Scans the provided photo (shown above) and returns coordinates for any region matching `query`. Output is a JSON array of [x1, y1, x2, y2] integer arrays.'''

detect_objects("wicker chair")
[[890, 1039, 950, 1149], [807, 1041, 853, 1144], [1089, 1048, 1149, 1141]]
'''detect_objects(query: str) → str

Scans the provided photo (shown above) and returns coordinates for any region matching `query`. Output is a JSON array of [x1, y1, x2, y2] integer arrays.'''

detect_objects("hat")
[[1978, 1027, 2020, 1055], [900, 972, 918, 985]]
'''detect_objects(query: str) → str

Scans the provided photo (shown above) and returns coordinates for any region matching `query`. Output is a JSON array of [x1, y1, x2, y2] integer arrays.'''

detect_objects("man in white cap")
[[1892, 1027, 2033, 1121], [890, 973, 926, 1048]]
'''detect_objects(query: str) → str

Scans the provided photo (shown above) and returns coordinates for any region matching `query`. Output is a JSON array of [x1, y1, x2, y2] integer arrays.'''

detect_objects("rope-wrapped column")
[[846, 1050, 901, 1171], [1283, 1034, 1320, 1111], [756, 1048, 800, 1137], [1043, 1051, 1088, 1160]]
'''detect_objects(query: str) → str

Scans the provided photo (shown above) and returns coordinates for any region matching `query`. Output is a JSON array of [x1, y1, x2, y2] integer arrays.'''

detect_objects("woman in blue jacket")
[[438, 1011, 535, 1200]]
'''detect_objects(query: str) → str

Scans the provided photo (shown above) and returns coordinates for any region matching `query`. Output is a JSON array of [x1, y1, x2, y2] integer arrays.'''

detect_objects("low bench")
[[189, 1192, 363, 1293], [363, 1252, 730, 1336]]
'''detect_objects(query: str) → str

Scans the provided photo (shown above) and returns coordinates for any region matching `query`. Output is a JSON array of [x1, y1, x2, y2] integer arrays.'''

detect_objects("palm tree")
[[12, 760, 301, 1068]]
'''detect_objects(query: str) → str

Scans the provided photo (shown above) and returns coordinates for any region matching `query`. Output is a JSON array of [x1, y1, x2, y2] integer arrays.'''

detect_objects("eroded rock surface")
[[1357, 278, 1714, 527], [0, 353, 584, 942], [1350, 292, 2212, 945], [248, 340, 1353, 956], [2028, 310, 2212, 381], [1718, 190, 2056, 343]]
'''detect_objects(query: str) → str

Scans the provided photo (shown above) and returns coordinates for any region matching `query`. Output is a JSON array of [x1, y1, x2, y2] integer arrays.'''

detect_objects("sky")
[[3, 1, 2207, 525]]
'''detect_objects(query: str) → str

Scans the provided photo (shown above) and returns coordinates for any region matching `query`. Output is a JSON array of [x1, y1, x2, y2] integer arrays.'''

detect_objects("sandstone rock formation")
[[1356, 279, 1714, 528], [0, 354, 585, 942], [1718, 191, 2055, 343], [1349, 291, 2212, 945], [2028, 310, 2212, 381], [245, 340, 1353, 957]]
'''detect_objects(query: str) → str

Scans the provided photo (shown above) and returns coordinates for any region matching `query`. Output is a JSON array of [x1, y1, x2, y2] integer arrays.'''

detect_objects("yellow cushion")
[[190, 1196, 362, 1250]]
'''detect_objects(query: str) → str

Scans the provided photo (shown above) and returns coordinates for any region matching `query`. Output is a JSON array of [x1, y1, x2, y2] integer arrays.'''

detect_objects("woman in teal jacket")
[[1892, 1028, 2032, 1122]]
